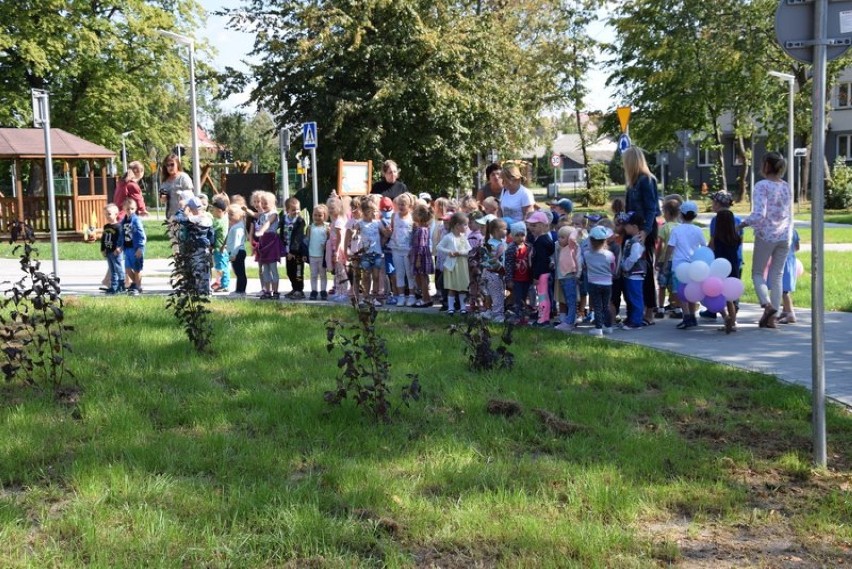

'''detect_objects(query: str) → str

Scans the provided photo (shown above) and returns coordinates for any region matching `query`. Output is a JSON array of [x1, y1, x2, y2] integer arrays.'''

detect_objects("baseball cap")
[[476, 213, 497, 225], [212, 197, 228, 211], [710, 191, 733, 207], [589, 226, 613, 240], [510, 222, 527, 235], [186, 197, 202, 210], [418, 192, 432, 202], [625, 211, 645, 227], [526, 211, 549, 224], [379, 196, 394, 211], [549, 198, 574, 213], [680, 201, 698, 215], [584, 213, 603, 224]]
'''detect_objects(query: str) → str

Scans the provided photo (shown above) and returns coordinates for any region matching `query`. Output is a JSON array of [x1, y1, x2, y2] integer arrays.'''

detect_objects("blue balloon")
[[692, 246, 715, 265]]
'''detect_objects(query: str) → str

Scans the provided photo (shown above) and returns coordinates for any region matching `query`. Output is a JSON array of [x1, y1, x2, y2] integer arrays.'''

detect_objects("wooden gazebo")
[[0, 128, 116, 235]]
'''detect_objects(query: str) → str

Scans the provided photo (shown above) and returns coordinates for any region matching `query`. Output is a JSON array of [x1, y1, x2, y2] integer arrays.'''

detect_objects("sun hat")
[[526, 211, 549, 224], [510, 222, 527, 235], [589, 225, 613, 240], [549, 198, 574, 213], [680, 201, 698, 215], [710, 191, 733, 207], [418, 192, 432, 202], [476, 213, 497, 225], [379, 196, 394, 211]]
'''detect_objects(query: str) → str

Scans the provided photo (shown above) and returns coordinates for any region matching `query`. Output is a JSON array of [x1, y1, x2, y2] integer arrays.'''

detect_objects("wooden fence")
[[0, 195, 106, 234]]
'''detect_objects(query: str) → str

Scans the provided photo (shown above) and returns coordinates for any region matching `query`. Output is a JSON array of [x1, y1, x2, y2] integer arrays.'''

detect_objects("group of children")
[[100, 185, 800, 335]]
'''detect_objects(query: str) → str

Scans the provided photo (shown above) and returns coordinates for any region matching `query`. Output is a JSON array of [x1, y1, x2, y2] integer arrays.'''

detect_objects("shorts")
[[124, 248, 144, 272], [656, 260, 673, 288], [213, 250, 229, 272], [383, 251, 396, 275], [360, 253, 381, 271]]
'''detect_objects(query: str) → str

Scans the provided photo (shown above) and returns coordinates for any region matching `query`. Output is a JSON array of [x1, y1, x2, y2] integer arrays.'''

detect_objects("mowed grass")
[[0, 298, 850, 567]]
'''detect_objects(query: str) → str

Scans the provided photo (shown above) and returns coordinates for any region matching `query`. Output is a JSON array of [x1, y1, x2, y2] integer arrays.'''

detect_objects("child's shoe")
[[582, 312, 594, 323], [603, 326, 614, 335], [309, 291, 318, 300], [654, 308, 666, 319], [386, 295, 398, 305], [405, 295, 416, 307], [289, 291, 305, 300], [588, 328, 603, 337], [320, 291, 328, 301], [554, 322, 573, 332]]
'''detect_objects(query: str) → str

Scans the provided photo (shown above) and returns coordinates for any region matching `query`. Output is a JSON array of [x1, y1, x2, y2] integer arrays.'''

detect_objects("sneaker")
[[621, 322, 645, 330], [554, 322, 573, 331], [372, 298, 382, 307], [289, 291, 305, 300], [654, 308, 666, 319], [676, 316, 698, 329], [128, 288, 140, 296], [320, 291, 328, 301], [332, 294, 350, 303], [309, 291, 318, 300], [603, 327, 614, 335], [405, 296, 416, 307], [386, 296, 399, 305], [439, 305, 448, 312], [588, 328, 603, 337], [271, 292, 280, 300], [670, 309, 683, 319], [229, 291, 246, 297], [460, 309, 468, 315], [447, 308, 455, 315], [699, 310, 718, 320], [582, 312, 594, 324]]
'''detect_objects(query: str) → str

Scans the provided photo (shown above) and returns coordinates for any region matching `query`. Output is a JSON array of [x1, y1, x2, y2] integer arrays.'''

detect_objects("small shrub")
[[580, 163, 610, 206], [0, 221, 74, 388], [165, 220, 213, 352], [666, 178, 693, 201], [324, 301, 420, 422], [827, 157, 852, 209], [449, 316, 514, 372]]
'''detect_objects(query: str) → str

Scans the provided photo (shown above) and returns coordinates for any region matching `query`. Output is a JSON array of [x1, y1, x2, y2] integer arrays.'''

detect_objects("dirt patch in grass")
[[486, 399, 522, 417], [533, 408, 585, 436], [410, 544, 501, 568]]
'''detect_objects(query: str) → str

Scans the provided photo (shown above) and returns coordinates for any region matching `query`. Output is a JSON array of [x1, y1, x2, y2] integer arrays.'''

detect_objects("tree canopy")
[[223, 0, 599, 194]]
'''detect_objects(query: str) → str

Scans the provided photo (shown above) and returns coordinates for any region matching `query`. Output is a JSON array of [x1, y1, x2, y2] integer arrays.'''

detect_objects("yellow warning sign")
[[617, 106, 631, 133]]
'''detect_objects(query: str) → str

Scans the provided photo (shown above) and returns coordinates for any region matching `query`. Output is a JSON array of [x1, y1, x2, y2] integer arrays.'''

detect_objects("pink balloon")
[[702, 276, 723, 297], [684, 282, 705, 303], [702, 294, 727, 313], [796, 258, 804, 277], [721, 277, 744, 301]]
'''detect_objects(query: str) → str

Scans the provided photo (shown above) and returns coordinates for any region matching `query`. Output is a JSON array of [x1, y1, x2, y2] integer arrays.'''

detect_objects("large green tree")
[[212, 109, 279, 174], [223, 0, 593, 194], [0, 0, 214, 172]]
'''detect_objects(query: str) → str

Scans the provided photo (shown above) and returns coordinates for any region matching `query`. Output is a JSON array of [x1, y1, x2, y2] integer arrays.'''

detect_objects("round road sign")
[[618, 133, 631, 153], [550, 154, 561, 168]]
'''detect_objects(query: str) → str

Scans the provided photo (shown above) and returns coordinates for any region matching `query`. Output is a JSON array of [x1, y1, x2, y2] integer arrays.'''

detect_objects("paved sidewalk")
[[2, 257, 851, 406]]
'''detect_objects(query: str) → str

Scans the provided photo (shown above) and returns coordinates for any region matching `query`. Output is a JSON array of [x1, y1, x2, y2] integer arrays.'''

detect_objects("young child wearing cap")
[[466, 211, 485, 313], [504, 222, 532, 323], [667, 201, 706, 329], [655, 199, 682, 318], [378, 195, 396, 304], [579, 225, 617, 336], [526, 210, 555, 326], [553, 223, 579, 331], [620, 211, 648, 329], [210, 197, 230, 292]]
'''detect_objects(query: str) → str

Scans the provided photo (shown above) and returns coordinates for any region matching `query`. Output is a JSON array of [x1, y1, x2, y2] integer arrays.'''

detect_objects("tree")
[[213, 110, 279, 173], [0, 1, 216, 173], [222, 0, 596, 195]]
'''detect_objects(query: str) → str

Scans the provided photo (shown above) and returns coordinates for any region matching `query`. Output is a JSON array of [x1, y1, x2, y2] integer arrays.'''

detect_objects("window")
[[697, 146, 714, 167], [838, 134, 852, 160], [838, 82, 852, 108]]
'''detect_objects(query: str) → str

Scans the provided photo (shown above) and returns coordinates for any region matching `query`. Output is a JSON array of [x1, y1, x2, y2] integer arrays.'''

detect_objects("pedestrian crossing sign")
[[302, 122, 317, 149]]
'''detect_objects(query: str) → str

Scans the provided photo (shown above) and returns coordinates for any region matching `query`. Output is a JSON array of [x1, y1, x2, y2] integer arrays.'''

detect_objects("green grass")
[[0, 298, 850, 567]]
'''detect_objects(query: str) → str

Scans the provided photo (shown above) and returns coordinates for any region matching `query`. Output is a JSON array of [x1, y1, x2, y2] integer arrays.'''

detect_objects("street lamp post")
[[157, 30, 201, 194], [769, 71, 795, 202], [120, 130, 134, 174]]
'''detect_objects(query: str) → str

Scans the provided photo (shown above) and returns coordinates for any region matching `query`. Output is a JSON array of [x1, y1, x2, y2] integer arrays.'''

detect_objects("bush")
[[165, 220, 213, 353], [827, 157, 852, 209], [449, 316, 514, 372], [580, 163, 610, 206]]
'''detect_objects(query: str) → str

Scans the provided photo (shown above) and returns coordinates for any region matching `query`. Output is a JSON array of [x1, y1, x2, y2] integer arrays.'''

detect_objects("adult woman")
[[622, 146, 661, 322], [159, 154, 194, 218], [476, 162, 503, 203], [499, 164, 534, 223], [113, 161, 148, 219], [739, 152, 793, 328], [371, 159, 408, 199]]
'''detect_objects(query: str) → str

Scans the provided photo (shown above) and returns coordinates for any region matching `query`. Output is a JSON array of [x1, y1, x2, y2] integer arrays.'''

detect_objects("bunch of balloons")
[[674, 246, 744, 312]]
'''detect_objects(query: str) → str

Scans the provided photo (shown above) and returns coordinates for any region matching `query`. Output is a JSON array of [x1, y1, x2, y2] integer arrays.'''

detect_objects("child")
[[482, 196, 500, 217], [655, 199, 681, 318], [100, 203, 124, 294], [572, 213, 591, 322], [579, 225, 617, 336], [175, 195, 214, 294], [357, 199, 385, 306], [306, 203, 330, 300], [620, 211, 647, 329], [459, 195, 479, 214], [709, 209, 742, 333], [779, 228, 801, 324], [280, 197, 307, 300], [120, 198, 146, 296], [410, 203, 434, 307], [210, 197, 230, 292], [478, 218, 507, 322], [466, 211, 485, 313], [389, 193, 416, 306], [225, 204, 247, 296], [254, 191, 282, 300], [504, 222, 532, 323], [553, 224, 579, 331], [667, 201, 706, 329], [378, 196, 396, 303], [327, 197, 349, 302], [344, 196, 363, 302], [432, 198, 452, 309], [527, 211, 554, 326], [702, 191, 742, 320], [436, 212, 471, 315]]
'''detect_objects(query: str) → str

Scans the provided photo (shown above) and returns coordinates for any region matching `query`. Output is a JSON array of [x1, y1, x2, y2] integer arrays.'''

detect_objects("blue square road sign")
[[303, 122, 317, 149]]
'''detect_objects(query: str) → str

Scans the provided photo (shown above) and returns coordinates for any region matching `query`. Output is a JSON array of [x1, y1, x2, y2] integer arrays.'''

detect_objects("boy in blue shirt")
[[120, 198, 146, 295], [101, 203, 124, 294]]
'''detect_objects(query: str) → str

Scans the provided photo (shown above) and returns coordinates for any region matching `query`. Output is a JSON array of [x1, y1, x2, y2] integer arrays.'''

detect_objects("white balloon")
[[688, 260, 710, 283], [709, 258, 732, 279], [675, 262, 693, 283]]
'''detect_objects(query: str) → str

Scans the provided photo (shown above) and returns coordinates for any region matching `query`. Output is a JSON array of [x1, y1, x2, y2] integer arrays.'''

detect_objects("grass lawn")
[[0, 298, 850, 567]]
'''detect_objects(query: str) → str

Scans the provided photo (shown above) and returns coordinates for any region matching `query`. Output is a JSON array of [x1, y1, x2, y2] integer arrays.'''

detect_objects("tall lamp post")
[[769, 71, 795, 208], [120, 130, 134, 174], [156, 29, 201, 194]]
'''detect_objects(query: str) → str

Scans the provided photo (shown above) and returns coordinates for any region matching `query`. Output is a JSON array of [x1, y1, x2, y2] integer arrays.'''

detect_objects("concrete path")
[[2, 257, 851, 406]]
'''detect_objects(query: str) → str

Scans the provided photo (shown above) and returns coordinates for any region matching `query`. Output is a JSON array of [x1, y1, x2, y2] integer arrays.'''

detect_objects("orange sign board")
[[616, 106, 631, 133]]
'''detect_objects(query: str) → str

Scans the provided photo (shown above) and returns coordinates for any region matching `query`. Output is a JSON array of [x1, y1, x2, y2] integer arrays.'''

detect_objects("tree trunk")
[[736, 135, 749, 203], [27, 161, 45, 197], [713, 120, 728, 191], [574, 108, 591, 190]]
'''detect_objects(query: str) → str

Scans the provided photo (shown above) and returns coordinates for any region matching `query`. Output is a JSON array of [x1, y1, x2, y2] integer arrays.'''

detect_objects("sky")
[[197, 0, 617, 115]]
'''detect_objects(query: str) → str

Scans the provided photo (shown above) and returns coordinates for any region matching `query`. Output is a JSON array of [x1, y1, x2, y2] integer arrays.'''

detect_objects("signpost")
[[31, 89, 59, 278], [302, 122, 318, 209], [550, 153, 561, 187], [675, 129, 693, 186], [775, 0, 852, 467], [279, 128, 291, 203]]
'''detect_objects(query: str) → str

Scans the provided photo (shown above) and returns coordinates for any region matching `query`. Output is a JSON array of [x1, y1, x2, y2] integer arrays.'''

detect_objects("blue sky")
[[197, 0, 616, 114]]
